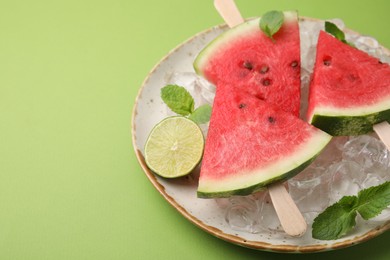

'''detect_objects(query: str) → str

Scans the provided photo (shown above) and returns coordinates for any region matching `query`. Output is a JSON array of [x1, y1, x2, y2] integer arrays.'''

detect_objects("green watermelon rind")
[[193, 11, 298, 79], [310, 108, 390, 136], [197, 157, 315, 198], [197, 131, 332, 198], [193, 19, 257, 78], [308, 31, 390, 136]]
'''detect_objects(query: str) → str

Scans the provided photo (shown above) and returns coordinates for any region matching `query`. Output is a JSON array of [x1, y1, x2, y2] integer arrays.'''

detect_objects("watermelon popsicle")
[[195, 0, 328, 237], [307, 30, 390, 150], [198, 84, 332, 236]]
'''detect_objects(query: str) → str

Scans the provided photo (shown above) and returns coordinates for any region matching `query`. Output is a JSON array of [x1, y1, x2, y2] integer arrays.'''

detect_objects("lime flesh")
[[144, 116, 204, 178]]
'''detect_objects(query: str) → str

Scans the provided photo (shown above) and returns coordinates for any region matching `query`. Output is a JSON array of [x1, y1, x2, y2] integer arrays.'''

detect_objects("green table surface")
[[1, 0, 390, 259]]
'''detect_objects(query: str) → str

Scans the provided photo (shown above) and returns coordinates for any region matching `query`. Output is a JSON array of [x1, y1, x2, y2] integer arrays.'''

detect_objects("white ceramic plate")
[[132, 18, 390, 253]]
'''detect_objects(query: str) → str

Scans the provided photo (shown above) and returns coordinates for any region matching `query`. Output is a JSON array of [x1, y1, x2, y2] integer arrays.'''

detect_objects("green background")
[[1, 0, 389, 259]]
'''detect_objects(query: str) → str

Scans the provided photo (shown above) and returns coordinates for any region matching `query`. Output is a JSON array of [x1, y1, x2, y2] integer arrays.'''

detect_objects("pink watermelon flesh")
[[194, 12, 301, 116], [198, 85, 331, 198], [307, 31, 390, 136]]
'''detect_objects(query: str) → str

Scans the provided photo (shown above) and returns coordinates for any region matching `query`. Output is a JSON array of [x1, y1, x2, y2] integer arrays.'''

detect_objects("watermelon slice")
[[198, 85, 331, 198], [307, 31, 390, 136], [194, 11, 301, 116]]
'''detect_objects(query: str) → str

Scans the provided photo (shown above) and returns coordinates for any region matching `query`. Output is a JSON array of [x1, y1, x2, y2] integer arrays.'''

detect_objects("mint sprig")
[[325, 21, 355, 47], [161, 85, 211, 124], [259, 10, 284, 42], [312, 181, 390, 240]]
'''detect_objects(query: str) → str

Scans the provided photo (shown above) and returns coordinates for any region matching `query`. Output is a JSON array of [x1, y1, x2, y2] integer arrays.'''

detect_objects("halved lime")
[[144, 116, 204, 178]]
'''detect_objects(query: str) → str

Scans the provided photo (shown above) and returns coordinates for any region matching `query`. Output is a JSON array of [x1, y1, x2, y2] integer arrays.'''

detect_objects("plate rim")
[[131, 17, 390, 253]]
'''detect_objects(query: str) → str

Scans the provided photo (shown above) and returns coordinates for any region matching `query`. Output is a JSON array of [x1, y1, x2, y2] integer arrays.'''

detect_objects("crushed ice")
[[163, 19, 390, 235]]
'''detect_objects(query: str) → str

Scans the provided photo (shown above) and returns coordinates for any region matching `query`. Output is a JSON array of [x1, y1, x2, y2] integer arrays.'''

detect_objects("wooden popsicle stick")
[[373, 121, 390, 151], [268, 184, 307, 237], [214, 0, 244, 27], [213, 0, 307, 237]]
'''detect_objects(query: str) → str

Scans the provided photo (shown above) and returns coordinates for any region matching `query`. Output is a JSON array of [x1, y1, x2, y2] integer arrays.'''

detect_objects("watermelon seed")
[[268, 116, 275, 123], [348, 74, 359, 82], [259, 65, 269, 74], [243, 61, 253, 70], [238, 103, 246, 109], [291, 60, 299, 68], [262, 78, 272, 86], [255, 94, 265, 100], [323, 56, 332, 66]]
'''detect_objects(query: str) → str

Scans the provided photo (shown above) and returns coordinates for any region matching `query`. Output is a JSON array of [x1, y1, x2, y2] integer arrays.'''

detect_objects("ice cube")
[[256, 193, 283, 232], [343, 135, 389, 170], [313, 136, 347, 166], [361, 173, 384, 189], [328, 161, 365, 203], [196, 77, 216, 105], [214, 197, 231, 209], [299, 68, 311, 119], [355, 35, 379, 50], [288, 164, 331, 213], [354, 35, 381, 58], [303, 211, 320, 225], [299, 20, 323, 73], [224, 196, 262, 233], [379, 50, 390, 64]]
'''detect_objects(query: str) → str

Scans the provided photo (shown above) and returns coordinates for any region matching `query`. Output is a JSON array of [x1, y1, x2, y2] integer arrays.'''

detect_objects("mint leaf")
[[312, 196, 358, 240], [312, 182, 390, 240], [325, 21, 355, 47], [259, 11, 284, 41], [325, 21, 346, 42], [161, 85, 195, 116], [356, 181, 390, 220], [188, 104, 212, 124]]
